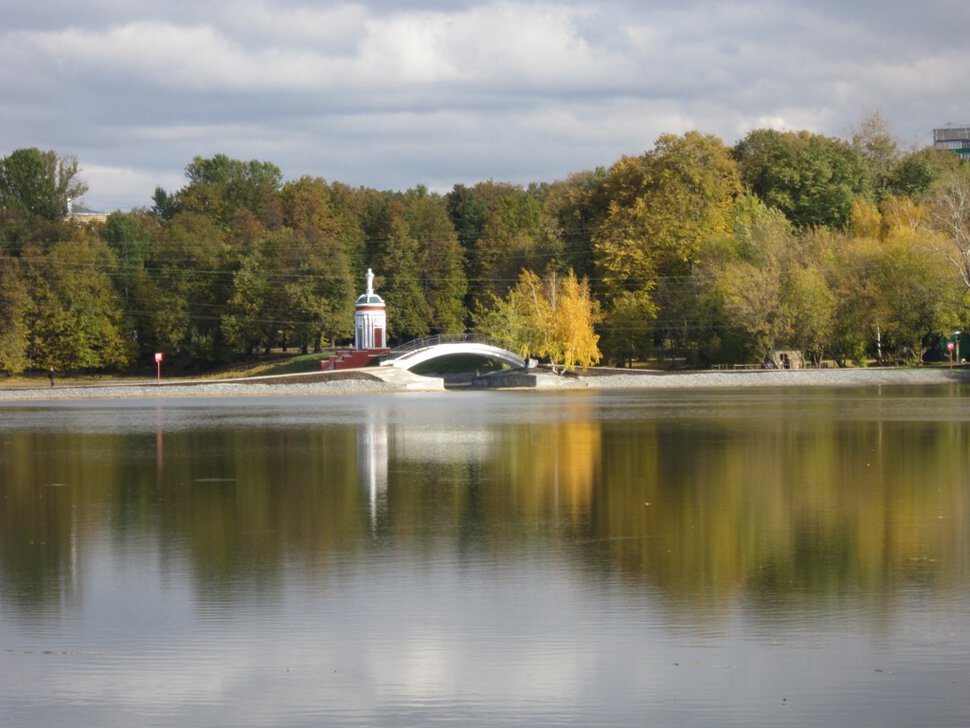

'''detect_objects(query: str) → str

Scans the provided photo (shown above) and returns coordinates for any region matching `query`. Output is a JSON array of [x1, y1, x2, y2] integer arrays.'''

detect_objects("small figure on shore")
[[49, 366, 55, 388]]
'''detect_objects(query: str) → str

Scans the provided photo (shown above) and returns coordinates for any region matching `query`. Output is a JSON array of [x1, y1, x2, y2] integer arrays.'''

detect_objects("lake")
[[1, 386, 968, 726]]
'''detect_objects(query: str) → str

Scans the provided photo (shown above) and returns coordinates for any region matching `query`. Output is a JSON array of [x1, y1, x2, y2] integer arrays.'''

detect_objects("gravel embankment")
[[576, 367, 970, 389], [0, 375, 405, 402], [1, 366, 967, 403]]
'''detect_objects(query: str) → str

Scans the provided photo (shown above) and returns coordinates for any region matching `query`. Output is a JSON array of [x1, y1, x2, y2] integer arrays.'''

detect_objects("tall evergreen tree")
[[404, 189, 467, 334], [381, 202, 432, 342]]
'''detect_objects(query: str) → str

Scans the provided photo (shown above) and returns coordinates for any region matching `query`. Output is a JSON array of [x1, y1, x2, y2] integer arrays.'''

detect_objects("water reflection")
[[1, 390, 969, 614], [1, 389, 969, 726], [358, 409, 387, 529], [155, 404, 164, 474]]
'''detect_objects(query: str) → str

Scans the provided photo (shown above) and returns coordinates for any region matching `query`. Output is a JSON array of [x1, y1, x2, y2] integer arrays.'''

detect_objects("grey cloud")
[[1, 0, 966, 211]]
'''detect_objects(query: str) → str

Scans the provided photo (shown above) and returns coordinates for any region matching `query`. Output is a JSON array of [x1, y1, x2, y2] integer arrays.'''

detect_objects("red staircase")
[[320, 349, 389, 371]]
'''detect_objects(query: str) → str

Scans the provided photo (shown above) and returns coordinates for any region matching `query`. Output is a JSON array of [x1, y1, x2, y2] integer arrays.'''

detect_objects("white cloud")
[[1, 0, 966, 209], [14, 3, 628, 96], [222, 1, 371, 50], [20, 22, 325, 92], [78, 164, 184, 212]]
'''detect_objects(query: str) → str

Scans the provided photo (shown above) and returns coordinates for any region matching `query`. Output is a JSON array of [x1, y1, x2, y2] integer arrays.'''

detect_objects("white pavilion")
[[354, 268, 387, 350]]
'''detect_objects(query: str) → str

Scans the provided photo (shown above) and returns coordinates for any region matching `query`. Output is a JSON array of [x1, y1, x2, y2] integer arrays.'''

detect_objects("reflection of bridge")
[[378, 334, 528, 371]]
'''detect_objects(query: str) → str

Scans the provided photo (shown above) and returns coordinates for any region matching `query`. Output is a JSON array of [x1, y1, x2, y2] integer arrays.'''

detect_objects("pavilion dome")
[[355, 292, 385, 306]]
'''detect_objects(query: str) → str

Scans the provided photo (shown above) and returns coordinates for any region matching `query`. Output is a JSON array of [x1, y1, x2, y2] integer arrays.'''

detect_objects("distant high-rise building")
[[933, 125, 970, 160]]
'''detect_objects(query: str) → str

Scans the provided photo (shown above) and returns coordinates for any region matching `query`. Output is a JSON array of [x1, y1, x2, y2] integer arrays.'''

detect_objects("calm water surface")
[[1, 387, 969, 726]]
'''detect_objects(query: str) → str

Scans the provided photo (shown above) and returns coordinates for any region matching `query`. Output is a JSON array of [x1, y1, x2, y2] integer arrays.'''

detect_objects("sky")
[[2, 0, 968, 212]]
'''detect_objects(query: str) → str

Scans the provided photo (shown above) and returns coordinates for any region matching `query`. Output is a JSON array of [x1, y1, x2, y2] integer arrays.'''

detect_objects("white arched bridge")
[[378, 334, 529, 371]]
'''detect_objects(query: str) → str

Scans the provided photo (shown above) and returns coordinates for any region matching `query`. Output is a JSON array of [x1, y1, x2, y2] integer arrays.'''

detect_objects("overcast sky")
[[2, 0, 967, 212]]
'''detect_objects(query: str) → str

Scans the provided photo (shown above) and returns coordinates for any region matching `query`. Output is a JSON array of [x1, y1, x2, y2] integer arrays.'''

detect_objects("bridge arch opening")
[[409, 352, 513, 376], [378, 336, 527, 372]]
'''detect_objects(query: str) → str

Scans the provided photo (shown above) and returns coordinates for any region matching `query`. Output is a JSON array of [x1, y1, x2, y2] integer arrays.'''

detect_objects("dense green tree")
[[473, 184, 547, 301], [103, 211, 155, 302], [594, 132, 740, 363], [712, 261, 788, 359], [361, 189, 468, 342], [222, 244, 282, 354], [381, 202, 432, 341], [891, 147, 964, 200], [822, 234, 884, 365], [281, 177, 343, 238], [540, 169, 610, 280], [147, 211, 230, 362], [649, 275, 709, 365], [474, 268, 548, 360], [0, 148, 87, 222], [283, 232, 355, 352], [99, 210, 159, 359], [21, 235, 135, 370], [347, 187, 387, 268], [403, 188, 467, 334], [734, 129, 872, 229], [151, 187, 179, 221], [154, 154, 282, 227], [701, 194, 808, 361], [0, 260, 30, 373], [279, 177, 357, 349], [823, 229, 960, 363], [0, 148, 86, 250], [221, 225, 354, 356], [185, 155, 281, 209], [595, 132, 740, 289], [325, 181, 369, 275], [446, 183, 487, 256], [596, 291, 658, 367], [875, 232, 961, 358], [786, 265, 837, 365]]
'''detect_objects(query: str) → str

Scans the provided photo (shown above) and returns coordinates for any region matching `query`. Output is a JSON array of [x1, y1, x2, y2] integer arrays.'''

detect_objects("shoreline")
[[569, 366, 970, 389], [1, 366, 969, 403]]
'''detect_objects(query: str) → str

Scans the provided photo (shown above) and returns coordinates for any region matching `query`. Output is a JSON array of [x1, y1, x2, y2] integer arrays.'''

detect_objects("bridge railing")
[[377, 333, 511, 364]]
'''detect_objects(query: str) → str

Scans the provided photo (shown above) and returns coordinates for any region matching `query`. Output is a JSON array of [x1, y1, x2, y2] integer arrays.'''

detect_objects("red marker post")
[[155, 352, 163, 383]]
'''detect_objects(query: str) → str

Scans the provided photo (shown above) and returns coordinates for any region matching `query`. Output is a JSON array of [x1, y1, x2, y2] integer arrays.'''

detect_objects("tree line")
[[1, 113, 969, 374]]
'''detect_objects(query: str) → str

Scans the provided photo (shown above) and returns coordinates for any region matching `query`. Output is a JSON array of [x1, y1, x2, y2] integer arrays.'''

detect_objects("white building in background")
[[354, 268, 387, 350], [64, 197, 108, 223], [933, 125, 970, 161]]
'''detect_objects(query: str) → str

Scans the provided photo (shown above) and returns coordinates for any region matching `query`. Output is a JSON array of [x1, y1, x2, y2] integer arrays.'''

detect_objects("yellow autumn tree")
[[547, 270, 602, 370], [476, 268, 601, 371]]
